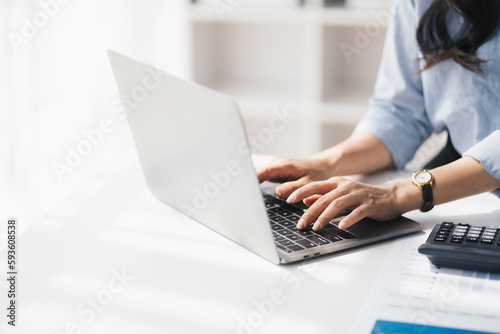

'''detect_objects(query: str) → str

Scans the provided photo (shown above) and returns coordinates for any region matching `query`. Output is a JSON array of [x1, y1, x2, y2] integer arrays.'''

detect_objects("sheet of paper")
[[351, 234, 500, 334]]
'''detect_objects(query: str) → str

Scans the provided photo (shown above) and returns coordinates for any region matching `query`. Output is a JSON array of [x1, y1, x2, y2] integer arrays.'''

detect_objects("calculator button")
[[481, 238, 494, 244], [433, 237, 446, 242], [452, 232, 465, 237], [467, 233, 480, 238], [441, 222, 454, 228], [466, 236, 479, 242], [450, 238, 463, 243]]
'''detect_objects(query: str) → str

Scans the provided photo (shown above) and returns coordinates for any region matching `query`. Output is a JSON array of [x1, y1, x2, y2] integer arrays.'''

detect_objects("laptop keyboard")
[[264, 195, 357, 254]]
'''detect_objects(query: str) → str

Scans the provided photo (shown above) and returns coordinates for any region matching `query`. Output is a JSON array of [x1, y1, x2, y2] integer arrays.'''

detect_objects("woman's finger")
[[295, 188, 345, 229], [338, 206, 369, 229], [274, 178, 309, 199], [312, 192, 361, 230], [255, 159, 299, 183], [303, 194, 322, 206], [287, 178, 344, 204]]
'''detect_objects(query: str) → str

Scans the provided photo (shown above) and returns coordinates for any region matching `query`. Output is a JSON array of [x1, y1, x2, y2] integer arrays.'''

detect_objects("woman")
[[256, 0, 500, 231]]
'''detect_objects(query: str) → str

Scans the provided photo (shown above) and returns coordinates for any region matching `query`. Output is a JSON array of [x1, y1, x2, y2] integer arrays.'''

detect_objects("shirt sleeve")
[[463, 130, 500, 181], [353, 0, 434, 169]]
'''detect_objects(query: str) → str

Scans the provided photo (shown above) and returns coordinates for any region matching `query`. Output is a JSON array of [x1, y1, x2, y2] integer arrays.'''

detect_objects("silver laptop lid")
[[108, 50, 280, 264]]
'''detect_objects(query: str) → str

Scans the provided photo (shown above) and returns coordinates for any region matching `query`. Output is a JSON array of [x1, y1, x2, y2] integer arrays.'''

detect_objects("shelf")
[[190, 6, 307, 24], [188, 0, 391, 155], [191, 21, 306, 102], [190, 5, 391, 27]]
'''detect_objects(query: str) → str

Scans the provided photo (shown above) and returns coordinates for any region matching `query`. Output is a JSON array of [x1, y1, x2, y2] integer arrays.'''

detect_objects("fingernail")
[[338, 221, 346, 229], [286, 195, 295, 203], [297, 219, 305, 229], [313, 221, 322, 231]]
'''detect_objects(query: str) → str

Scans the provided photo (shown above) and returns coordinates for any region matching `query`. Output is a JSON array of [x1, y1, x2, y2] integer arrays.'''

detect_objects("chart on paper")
[[351, 235, 500, 334]]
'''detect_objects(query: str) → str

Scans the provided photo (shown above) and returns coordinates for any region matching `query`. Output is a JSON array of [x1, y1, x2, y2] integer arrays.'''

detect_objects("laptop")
[[107, 50, 421, 264]]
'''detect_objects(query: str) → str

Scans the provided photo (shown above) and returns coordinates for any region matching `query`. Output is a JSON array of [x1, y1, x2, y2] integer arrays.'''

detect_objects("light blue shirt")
[[354, 0, 500, 192]]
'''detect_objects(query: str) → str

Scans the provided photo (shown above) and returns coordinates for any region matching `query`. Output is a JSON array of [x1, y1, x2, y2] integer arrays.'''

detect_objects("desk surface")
[[2, 151, 500, 334]]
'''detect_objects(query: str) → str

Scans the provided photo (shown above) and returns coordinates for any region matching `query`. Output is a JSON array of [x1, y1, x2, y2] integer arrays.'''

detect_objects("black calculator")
[[418, 222, 500, 272]]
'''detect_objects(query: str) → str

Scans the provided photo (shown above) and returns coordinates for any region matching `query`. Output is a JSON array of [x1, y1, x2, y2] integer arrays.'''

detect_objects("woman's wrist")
[[311, 146, 344, 178], [391, 178, 423, 215]]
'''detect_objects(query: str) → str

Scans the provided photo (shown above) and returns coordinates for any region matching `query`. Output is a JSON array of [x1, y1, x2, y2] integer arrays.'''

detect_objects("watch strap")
[[420, 183, 434, 212]]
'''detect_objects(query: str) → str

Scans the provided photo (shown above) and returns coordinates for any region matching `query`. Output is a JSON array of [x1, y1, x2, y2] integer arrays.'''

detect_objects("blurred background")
[[0, 0, 391, 234]]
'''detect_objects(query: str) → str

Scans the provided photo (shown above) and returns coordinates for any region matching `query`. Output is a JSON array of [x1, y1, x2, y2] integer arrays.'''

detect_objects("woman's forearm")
[[395, 156, 500, 214], [313, 132, 394, 177]]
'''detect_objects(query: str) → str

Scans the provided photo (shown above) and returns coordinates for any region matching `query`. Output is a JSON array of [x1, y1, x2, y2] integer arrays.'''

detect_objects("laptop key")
[[277, 229, 293, 236], [306, 235, 330, 245], [269, 207, 288, 215], [273, 234, 285, 242], [270, 216, 286, 222], [279, 240, 294, 247], [296, 239, 318, 249], [338, 232, 356, 239], [323, 224, 343, 233], [286, 234, 303, 241], [288, 245, 305, 252], [279, 220, 295, 228], [297, 229, 313, 236], [271, 224, 284, 231], [277, 245, 292, 253], [315, 230, 342, 242]]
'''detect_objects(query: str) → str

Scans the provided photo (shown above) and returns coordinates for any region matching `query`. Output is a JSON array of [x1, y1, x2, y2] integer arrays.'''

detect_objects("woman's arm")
[[287, 156, 500, 231], [396, 156, 500, 214], [255, 132, 393, 199]]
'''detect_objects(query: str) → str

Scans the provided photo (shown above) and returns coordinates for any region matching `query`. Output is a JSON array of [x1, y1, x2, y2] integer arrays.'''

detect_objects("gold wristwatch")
[[412, 170, 434, 212]]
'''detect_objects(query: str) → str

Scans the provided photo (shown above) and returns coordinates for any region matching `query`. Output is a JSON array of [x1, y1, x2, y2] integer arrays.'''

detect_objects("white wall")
[[0, 0, 188, 231]]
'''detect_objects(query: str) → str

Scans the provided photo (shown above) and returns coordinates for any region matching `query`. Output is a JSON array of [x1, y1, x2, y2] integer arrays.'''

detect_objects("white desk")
[[2, 151, 500, 334]]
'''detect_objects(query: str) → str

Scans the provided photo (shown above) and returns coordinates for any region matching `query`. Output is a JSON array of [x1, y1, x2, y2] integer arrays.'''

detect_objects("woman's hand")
[[286, 177, 402, 231], [256, 133, 395, 200], [255, 156, 335, 199]]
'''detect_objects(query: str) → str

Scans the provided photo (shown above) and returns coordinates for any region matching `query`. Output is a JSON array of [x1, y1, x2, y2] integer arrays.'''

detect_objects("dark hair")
[[416, 0, 500, 73]]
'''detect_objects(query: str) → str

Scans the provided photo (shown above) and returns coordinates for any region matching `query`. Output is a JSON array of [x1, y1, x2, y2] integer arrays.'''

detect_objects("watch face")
[[415, 171, 432, 183]]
